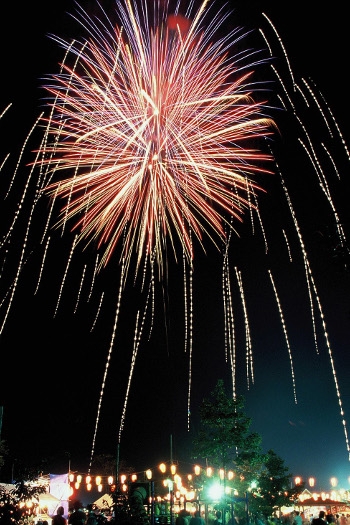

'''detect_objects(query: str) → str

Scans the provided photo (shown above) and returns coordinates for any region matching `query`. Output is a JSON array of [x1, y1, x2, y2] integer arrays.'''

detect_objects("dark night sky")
[[0, 0, 350, 498]]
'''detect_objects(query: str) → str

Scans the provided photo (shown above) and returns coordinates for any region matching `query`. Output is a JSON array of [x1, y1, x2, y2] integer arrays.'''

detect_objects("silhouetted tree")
[[0, 476, 47, 525], [192, 379, 266, 489], [253, 449, 303, 519]]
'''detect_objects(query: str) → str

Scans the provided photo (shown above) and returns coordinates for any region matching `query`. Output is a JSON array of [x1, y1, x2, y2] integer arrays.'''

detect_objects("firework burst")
[[39, 0, 275, 274]]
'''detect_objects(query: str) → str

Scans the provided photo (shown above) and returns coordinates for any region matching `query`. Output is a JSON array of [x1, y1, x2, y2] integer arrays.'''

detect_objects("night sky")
[[0, 0, 350, 497]]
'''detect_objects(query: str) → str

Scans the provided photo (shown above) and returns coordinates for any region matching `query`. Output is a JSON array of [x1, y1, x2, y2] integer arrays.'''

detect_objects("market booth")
[[296, 490, 350, 520]]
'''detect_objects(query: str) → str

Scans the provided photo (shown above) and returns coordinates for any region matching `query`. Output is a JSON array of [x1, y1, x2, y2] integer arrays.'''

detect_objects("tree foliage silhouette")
[[255, 450, 302, 518], [192, 379, 266, 490]]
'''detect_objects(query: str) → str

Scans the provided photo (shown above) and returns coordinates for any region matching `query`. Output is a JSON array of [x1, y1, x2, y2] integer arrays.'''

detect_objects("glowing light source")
[[208, 482, 224, 501], [330, 477, 338, 487]]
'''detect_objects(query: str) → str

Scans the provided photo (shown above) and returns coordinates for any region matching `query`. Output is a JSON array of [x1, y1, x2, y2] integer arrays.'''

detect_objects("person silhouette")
[[52, 506, 67, 525], [69, 502, 86, 525]]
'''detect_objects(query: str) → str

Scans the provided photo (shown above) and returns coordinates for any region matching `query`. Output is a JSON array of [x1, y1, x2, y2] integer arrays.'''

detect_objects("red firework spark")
[[40, 0, 275, 272]]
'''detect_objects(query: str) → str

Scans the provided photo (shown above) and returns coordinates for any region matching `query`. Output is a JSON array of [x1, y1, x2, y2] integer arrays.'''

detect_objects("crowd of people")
[[283, 510, 350, 525], [37, 502, 350, 525], [43, 502, 109, 525], [174, 508, 350, 525]]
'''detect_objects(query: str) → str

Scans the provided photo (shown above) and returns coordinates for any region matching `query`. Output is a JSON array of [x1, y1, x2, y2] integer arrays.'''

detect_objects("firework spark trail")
[[40, 188, 58, 244], [302, 257, 318, 355], [278, 78, 348, 259], [146, 260, 155, 341], [186, 260, 194, 431], [117, 276, 154, 443], [53, 235, 78, 318], [251, 186, 268, 254], [89, 258, 126, 474], [278, 166, 350, 457], [268, 269, 297, 404], [34, 236, 51, 295], [262, 10, 349, 450], [295, 83, 310, 107], [90, 291, 105, 332], [0, 103, 12, 121], [32, 36, 77, 175], [282, 230, 293, 262], [183, 252, 189, 354], [301, 78, 333, 137], [235, 267, 253, 389], [261, 13, 295, 89], [0, 119, 48, 334], [222, 251, 233, 364], [74, 263, 87, 314], [269, 64, 295, 112], [222, 245, 236, 394], [0, 153, 10, 174], [293, 101, 337, 210], [321, 143, 342, 181], [276, 162, 319, 354], [266, 29, 348, 255], [88, 253, 100, 302], [297, 135, 346, 249], [1, 115, 43, 250], [304, 83, 349, 248]]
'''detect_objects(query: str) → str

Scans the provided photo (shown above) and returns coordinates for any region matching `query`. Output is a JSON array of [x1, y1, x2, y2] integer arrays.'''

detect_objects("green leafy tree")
[[251, 449, 302, 519], [192, 379, 266, 509]]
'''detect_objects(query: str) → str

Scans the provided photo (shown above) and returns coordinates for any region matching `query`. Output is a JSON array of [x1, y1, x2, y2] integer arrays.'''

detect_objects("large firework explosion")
[[0, 0, 349, 480]]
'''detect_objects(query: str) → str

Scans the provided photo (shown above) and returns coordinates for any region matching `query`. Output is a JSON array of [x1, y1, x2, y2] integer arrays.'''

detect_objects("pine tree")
[[192, 379, 266, 493], [252, 449, 299, 519]]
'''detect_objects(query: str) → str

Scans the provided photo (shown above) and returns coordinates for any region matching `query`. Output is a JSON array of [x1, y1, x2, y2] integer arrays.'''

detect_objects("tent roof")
[[93, 494, 113, 509], [298, 498, 350, 507]]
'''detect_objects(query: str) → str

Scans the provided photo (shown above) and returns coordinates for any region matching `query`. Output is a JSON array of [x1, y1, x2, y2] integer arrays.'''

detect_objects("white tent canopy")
[[37, 492, 61, 515], [93, 493, 113, 509]]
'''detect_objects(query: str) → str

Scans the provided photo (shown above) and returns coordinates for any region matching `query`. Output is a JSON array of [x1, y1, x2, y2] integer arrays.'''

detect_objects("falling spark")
[[90, 291, 105, 332], [268, 269, 297, 404]]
